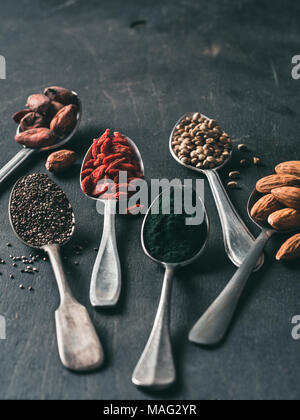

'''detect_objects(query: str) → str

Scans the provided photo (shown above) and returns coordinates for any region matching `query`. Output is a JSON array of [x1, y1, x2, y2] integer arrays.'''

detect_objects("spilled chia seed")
[[143, 189, 207, 263], [10, 174, 74, 247]]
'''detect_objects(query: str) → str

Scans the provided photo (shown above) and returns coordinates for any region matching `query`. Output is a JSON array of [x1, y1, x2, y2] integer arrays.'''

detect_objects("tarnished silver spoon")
[[132, 185, 209, 390], [9, 174, 104, 371], [189, 188, 297, 346], [0, 91, 82, 187], [80, 135, 145, 307], [169, 112, 264, 271]]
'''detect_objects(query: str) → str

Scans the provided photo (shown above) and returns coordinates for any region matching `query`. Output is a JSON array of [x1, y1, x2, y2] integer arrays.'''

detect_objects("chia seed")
[[10, 174, 75, 247]]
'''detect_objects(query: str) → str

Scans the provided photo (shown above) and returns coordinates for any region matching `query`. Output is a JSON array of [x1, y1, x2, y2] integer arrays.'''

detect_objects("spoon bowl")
[[9, 174, 104, 371], [0, 92, 82, 188], [132, 185, 209, 390], [169, 112, 264, 271], [80, 133, 145, 307]]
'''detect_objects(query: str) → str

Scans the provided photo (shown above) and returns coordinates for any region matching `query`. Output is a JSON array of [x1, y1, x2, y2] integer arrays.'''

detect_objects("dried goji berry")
[[84, 159, 96, 169], [92, 139, 100, 159], [91, 165, 107, 184], [103, 153, 122, 165], [81, 168, 94, 179], [81, 176, 93, 195], [105, 158, 126, 173], [101, 137, 112, 154]]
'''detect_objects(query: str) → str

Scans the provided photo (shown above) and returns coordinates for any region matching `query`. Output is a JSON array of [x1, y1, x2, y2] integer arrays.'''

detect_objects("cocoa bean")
[[12, 109, 31, 124], [44, 86, 78, 105], [46, 150, 77, 173], [20, 112, 46, 131], [15, 128, 56, 148], [50, 104, 78, 137], [26, 94, 51, 115]]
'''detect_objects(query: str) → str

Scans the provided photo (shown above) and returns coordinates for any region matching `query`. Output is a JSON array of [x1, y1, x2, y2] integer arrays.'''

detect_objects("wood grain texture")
[[0, 0, 300, 400]]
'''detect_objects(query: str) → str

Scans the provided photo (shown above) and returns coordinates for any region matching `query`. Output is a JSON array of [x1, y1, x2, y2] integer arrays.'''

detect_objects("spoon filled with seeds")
[[169, 112, 264, 270], [9, 173, 104, 371]]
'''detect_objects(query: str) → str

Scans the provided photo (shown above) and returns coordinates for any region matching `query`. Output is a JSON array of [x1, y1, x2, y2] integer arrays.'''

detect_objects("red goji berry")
[[105, 158, 126, 173], [81, 168, 94, 179], [103, 153, 123, 165], [92, 139, 100, 159], [101, 137, 112, 154], [91, 165, 107, 184], [81, 176, 93, 195], [92, 185, 109, 197], [84, 159, 96, 169]]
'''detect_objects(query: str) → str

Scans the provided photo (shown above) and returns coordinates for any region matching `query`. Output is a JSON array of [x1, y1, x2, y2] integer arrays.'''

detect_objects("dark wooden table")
[[0, 0, 300, 401]]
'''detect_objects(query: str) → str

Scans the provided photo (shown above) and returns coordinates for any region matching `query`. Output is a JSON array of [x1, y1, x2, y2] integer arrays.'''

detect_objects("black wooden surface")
[[0, 0, 300, 400]]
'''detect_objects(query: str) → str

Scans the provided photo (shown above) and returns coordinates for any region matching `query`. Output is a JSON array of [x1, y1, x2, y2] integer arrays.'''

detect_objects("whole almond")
[[20, 112, 46, 131], [46, 150, 77, 173], [276, 234, 300, 261], [50, 104, 78, 137], [271, 186, 300, 210], [250, 194, 282, 222], [268, 208, 300, 230], [15, 128, 56, 148], [26, 94, 51, 115], [44, 86, 78, 105], [275, 161, 300, 178], [256, 174, 300, 194]]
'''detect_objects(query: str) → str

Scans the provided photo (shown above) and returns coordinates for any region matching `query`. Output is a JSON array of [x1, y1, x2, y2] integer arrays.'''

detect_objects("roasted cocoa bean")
[[26, 94, 51, 115], [15, 128, 56, 148], [46, 150, 77, 173], [50, 104, 78, 137], [20, 112, 46, 131], [44, 86, 78, 105], [12, 109, 31, 124]]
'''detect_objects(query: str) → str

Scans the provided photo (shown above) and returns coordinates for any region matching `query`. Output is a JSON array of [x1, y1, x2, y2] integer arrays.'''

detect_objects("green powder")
[[143, 189, 207, 263]]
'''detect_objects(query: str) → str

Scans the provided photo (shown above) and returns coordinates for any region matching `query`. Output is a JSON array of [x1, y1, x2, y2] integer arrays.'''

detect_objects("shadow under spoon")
[[80, 135, 145, 307], [189, 189, 296, 346], [169, 112, 264, 271], [0, 91, 82, 188], [9, 174, 104, 371], [132, 186, 209, 390]]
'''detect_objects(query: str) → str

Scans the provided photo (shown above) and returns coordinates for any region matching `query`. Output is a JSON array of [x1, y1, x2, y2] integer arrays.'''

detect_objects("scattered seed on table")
[[253, 157, 261, 165], [10, 275, 14, 279], [94, 248, 98, 252], [229, 171, 241, 179], [43, 257, 47, 261], [74, 261, 79, 266], [6, 243, 12, 247], [13, 263, 17, 267], [227, 181, 238, 189], [28, 286, 34, 292], [19, 284, 24, 289], [240, 159, 248, 167], [33, 268, 38, 272]]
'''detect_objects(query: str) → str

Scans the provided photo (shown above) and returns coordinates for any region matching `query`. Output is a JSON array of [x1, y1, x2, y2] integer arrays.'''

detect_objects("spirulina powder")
[[143, 189, 207, 263]]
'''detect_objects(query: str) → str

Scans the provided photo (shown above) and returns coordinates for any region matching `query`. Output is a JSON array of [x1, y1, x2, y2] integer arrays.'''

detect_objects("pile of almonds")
[[250, 161, 300, 261], [171, 113, 232, 170], [13, 86, 79, 149]]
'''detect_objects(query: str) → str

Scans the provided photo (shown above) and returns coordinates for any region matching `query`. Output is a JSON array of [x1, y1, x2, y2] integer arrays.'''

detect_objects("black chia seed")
[[10, 174, 75, 247]]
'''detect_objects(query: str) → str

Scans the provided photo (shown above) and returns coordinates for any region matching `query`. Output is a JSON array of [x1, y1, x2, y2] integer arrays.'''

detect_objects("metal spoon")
[[169, 112, 264, 271], [132, 186, 209, 390], [80, 135, 145, 307], [0, 91, 82, 187], [9, 175, 104, 371], [189, 188, 296, 346]]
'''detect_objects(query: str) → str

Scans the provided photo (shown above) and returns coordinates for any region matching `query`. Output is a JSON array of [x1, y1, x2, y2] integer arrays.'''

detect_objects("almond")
[[268, 208, 300, 230], [276, 234, 300, 261], [275, 161, 300, 178], [256, 174, 300, 194], [250, 194, 282, 222], [46, 150, 77, 173], [271, 186, 300, 210], [15, 128, 56, 148], [50, 104, 78, 137]]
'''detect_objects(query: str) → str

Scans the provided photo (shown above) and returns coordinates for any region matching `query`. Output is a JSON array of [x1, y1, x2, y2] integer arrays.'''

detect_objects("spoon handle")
[[206, 169, 264, 270], [0, 148, 35, 187], [90, 199, 121, 307], [44, 244, 104, 371], [189, 229, 274, 346], [132, 266, 176, 389]]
